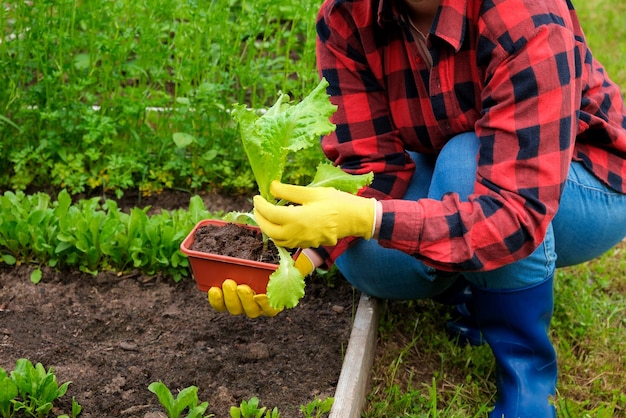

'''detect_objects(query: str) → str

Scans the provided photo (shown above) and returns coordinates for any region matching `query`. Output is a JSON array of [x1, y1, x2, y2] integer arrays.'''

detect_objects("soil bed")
[[0, 190, 356, 418]]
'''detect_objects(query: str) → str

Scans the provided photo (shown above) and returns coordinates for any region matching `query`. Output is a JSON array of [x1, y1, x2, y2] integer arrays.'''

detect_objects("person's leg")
[[429, 132, 558, 290], [552, 160, 626, 268], [338, 132, 626, 293], [432, 133, 559, 417], [431, 141, 626, 288], [337, 141, 483, 347], [338, 130, 626, 416], [335, 151, 458, 300], [471, 275, 557, 418]]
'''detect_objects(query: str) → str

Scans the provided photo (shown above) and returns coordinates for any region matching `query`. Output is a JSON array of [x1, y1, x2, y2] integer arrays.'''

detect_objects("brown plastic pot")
[[180, 219, 278, 294]]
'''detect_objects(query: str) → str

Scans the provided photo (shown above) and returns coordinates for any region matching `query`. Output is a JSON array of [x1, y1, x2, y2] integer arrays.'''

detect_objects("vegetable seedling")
[[300, 397, 334, 418], [5, 358, 71, 418], [57, 397, 82, 418], [232, 78, 372, 309], [229, 397, 280, 418], [148, 381, 213, 418]]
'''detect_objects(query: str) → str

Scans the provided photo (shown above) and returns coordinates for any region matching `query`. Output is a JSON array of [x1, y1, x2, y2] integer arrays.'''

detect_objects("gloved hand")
[[207, 251, 315, 318], [253, 181, 377, 248]]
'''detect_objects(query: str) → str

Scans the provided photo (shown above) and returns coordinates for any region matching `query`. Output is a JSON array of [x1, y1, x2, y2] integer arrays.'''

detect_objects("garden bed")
[[0, 190, 358, 417]]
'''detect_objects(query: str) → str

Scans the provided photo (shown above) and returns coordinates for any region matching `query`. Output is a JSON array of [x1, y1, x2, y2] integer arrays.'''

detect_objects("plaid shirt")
[[315, 0, 626, 271]]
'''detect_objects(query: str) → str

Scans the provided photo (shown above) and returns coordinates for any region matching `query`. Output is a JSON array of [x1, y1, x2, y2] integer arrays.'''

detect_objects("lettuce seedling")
[[8, 358, 71, 418], [232, 78, 372, 309], [148, 381, 212, 418], [229, 397, 280, 418], [233, 79, 336, 203], [300, 397, 334, 418]]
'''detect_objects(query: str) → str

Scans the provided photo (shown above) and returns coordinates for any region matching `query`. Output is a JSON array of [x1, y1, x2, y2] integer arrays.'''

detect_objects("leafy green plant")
[[299, 397, 334, 418], [0, 368, 18, 418], [229, 397, 280, 418], [0, 189, 212, 281], [232, 78, 373, 309], [0, 0, 322, 196], [148, 381, 213, 418], [0, 359, 73, 418]]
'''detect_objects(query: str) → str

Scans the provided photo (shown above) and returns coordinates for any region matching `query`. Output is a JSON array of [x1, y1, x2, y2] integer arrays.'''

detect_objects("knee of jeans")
[[335, 253, 395, 297], [464, 226, 557, 290], [430, 132, 480, 200], [336, 250, 455, 299]]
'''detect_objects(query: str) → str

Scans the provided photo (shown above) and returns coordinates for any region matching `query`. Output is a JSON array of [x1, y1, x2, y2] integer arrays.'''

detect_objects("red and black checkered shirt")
[[315, 0, 626, 271]]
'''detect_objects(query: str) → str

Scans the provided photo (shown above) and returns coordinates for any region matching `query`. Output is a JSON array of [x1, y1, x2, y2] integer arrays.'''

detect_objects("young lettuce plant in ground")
[[0, 358, 73, 418], [300, 397, 334, 418], [231, 78, 372, 310], [148, 381, 213, 418], [229, 396, 280, 418]]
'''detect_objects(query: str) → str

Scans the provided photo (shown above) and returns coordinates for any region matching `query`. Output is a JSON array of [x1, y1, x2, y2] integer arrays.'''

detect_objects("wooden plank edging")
[[329, 294, 380, 418]]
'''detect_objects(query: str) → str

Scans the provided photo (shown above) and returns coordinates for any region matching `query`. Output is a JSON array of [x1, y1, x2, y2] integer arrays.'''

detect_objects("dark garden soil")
[[0, 190, 358, 418], [190, 223, 282, 264]]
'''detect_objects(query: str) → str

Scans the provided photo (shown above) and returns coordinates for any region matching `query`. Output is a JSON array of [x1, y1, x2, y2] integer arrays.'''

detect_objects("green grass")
[[552, 245, 626, 417], [574, 0, 626, 88], [364, 2, 626, 415]]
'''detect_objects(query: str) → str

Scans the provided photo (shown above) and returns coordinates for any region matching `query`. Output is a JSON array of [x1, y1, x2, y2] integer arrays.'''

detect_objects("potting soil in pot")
[[191, 223, 281, 264]]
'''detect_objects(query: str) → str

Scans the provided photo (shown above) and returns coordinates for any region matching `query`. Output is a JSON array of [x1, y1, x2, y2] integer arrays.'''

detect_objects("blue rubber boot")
[[433, 276, 484, 346], [472, 276, 557, 418], [445, 303, 485, 347]]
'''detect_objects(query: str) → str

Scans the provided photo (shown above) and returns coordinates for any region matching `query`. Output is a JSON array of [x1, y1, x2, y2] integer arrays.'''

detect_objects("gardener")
[[209, 0, 626, 416]]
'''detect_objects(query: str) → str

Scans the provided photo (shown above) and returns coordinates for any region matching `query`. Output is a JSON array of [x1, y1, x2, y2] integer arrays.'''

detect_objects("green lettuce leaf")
[[309, 162, 374, 193], [266, 247, 306, 309], [233, 78, 337, 201]]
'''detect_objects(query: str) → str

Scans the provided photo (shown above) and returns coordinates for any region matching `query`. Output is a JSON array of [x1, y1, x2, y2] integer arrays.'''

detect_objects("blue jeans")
[[336, 132, 626, 295]]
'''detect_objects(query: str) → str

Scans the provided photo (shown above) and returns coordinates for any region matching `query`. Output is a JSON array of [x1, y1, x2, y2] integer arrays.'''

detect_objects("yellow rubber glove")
[[253, 181, 377, 248], [207, 251, 315, 318]]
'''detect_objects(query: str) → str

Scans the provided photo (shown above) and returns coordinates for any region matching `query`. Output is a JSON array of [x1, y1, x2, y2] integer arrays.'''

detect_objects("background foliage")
[[0, 0, 324, 197]]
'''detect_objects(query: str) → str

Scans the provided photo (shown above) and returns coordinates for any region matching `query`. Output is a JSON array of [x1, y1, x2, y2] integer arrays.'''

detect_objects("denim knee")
[[336, 238, 454, 300], [429, 132, 480, 200], [462, 224, 557, 290]]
